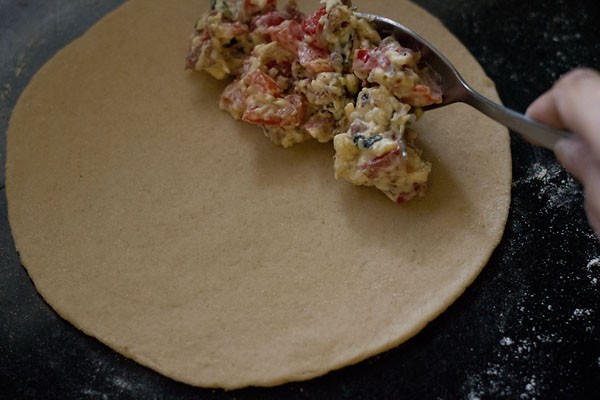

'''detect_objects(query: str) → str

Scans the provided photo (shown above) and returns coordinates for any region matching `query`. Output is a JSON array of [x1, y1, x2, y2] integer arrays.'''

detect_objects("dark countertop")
[[1, 1, 600, 398]]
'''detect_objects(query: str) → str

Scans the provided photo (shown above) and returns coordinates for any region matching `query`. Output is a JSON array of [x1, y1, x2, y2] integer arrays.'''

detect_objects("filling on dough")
[[186, 0, 442, 204]]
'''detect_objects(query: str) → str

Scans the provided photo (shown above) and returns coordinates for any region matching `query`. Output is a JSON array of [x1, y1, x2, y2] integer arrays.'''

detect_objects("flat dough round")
[[6, 0, 511, 389]]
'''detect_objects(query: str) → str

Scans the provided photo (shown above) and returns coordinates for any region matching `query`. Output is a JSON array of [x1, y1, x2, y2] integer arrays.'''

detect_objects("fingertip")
[[525, 91, 546, 117], [527, 68, 600, 131], [556, 67, 600, 88], [525, 88, 565, 129], [525, 98, 540, 118]]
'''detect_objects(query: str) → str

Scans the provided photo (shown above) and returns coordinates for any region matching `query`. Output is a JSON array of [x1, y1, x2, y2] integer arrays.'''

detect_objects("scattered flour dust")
[[463, 337, 542, 400], [571, 308, 593, 319], [79, 356, 148, 398], [465, 370, 539, 400], [586, 257, 600, 286], [463, 254, 600, 399], [499, 337, 513, 346], [514, 160, 581, 212]]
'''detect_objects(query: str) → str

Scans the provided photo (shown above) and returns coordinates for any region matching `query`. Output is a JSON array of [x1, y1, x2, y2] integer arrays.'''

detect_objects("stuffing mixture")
[[186, 0, 442, 204]]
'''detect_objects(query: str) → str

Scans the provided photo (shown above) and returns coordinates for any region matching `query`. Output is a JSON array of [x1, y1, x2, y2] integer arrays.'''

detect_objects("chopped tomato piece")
[[302, 6, 326, 36], [394, 183, 424, 204], [185, 31, 211, 70], [251, 11, 286, 30], [268, 19, 304, 53], [242, 94, 306, 126], [403, 68, 443, 107], [402, 84, 442, 108], [265, 60, 293, 79], [219, 80, 247, 120], [353, 47, 391, 76], [223, 21, 250, 37], [270, 19, 333, 73], [245, 69, 283, 96], [360, 148, 403, 179], [304, 114, 335, 141], [304, 114, 334, 132], [185, 45, 203, 70], [302, 7, 328, 49], [355, 49, 371, 64], [298, 43, 334, 73]]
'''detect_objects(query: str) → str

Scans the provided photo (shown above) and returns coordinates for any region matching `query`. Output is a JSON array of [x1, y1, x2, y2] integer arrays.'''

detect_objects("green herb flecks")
[[340, 34, 355, 69], [222, 0, 231, 14], [212, 0, 231, 15], [353, 134, 382, 149]]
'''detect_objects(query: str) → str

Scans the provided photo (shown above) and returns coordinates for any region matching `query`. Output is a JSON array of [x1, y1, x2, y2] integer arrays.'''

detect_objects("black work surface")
[[2, 1, 600, 398]]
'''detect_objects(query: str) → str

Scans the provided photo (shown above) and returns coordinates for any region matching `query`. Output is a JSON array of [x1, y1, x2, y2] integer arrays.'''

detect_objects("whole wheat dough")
[[6, 0, 511, 389]]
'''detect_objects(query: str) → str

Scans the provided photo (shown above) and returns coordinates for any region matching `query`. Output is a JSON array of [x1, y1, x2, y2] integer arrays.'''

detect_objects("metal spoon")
[[354, 12, 572, 150]]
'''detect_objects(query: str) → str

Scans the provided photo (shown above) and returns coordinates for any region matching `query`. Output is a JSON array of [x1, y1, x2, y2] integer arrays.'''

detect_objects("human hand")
[[526, 68, 600, 236]]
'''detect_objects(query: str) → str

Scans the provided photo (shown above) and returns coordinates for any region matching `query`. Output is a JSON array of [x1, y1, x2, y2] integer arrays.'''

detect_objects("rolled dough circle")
[[6, 0, 511, 389]]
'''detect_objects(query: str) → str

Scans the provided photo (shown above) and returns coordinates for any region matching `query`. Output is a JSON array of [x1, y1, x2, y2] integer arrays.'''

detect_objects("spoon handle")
[[461, 85, 572, 150]]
